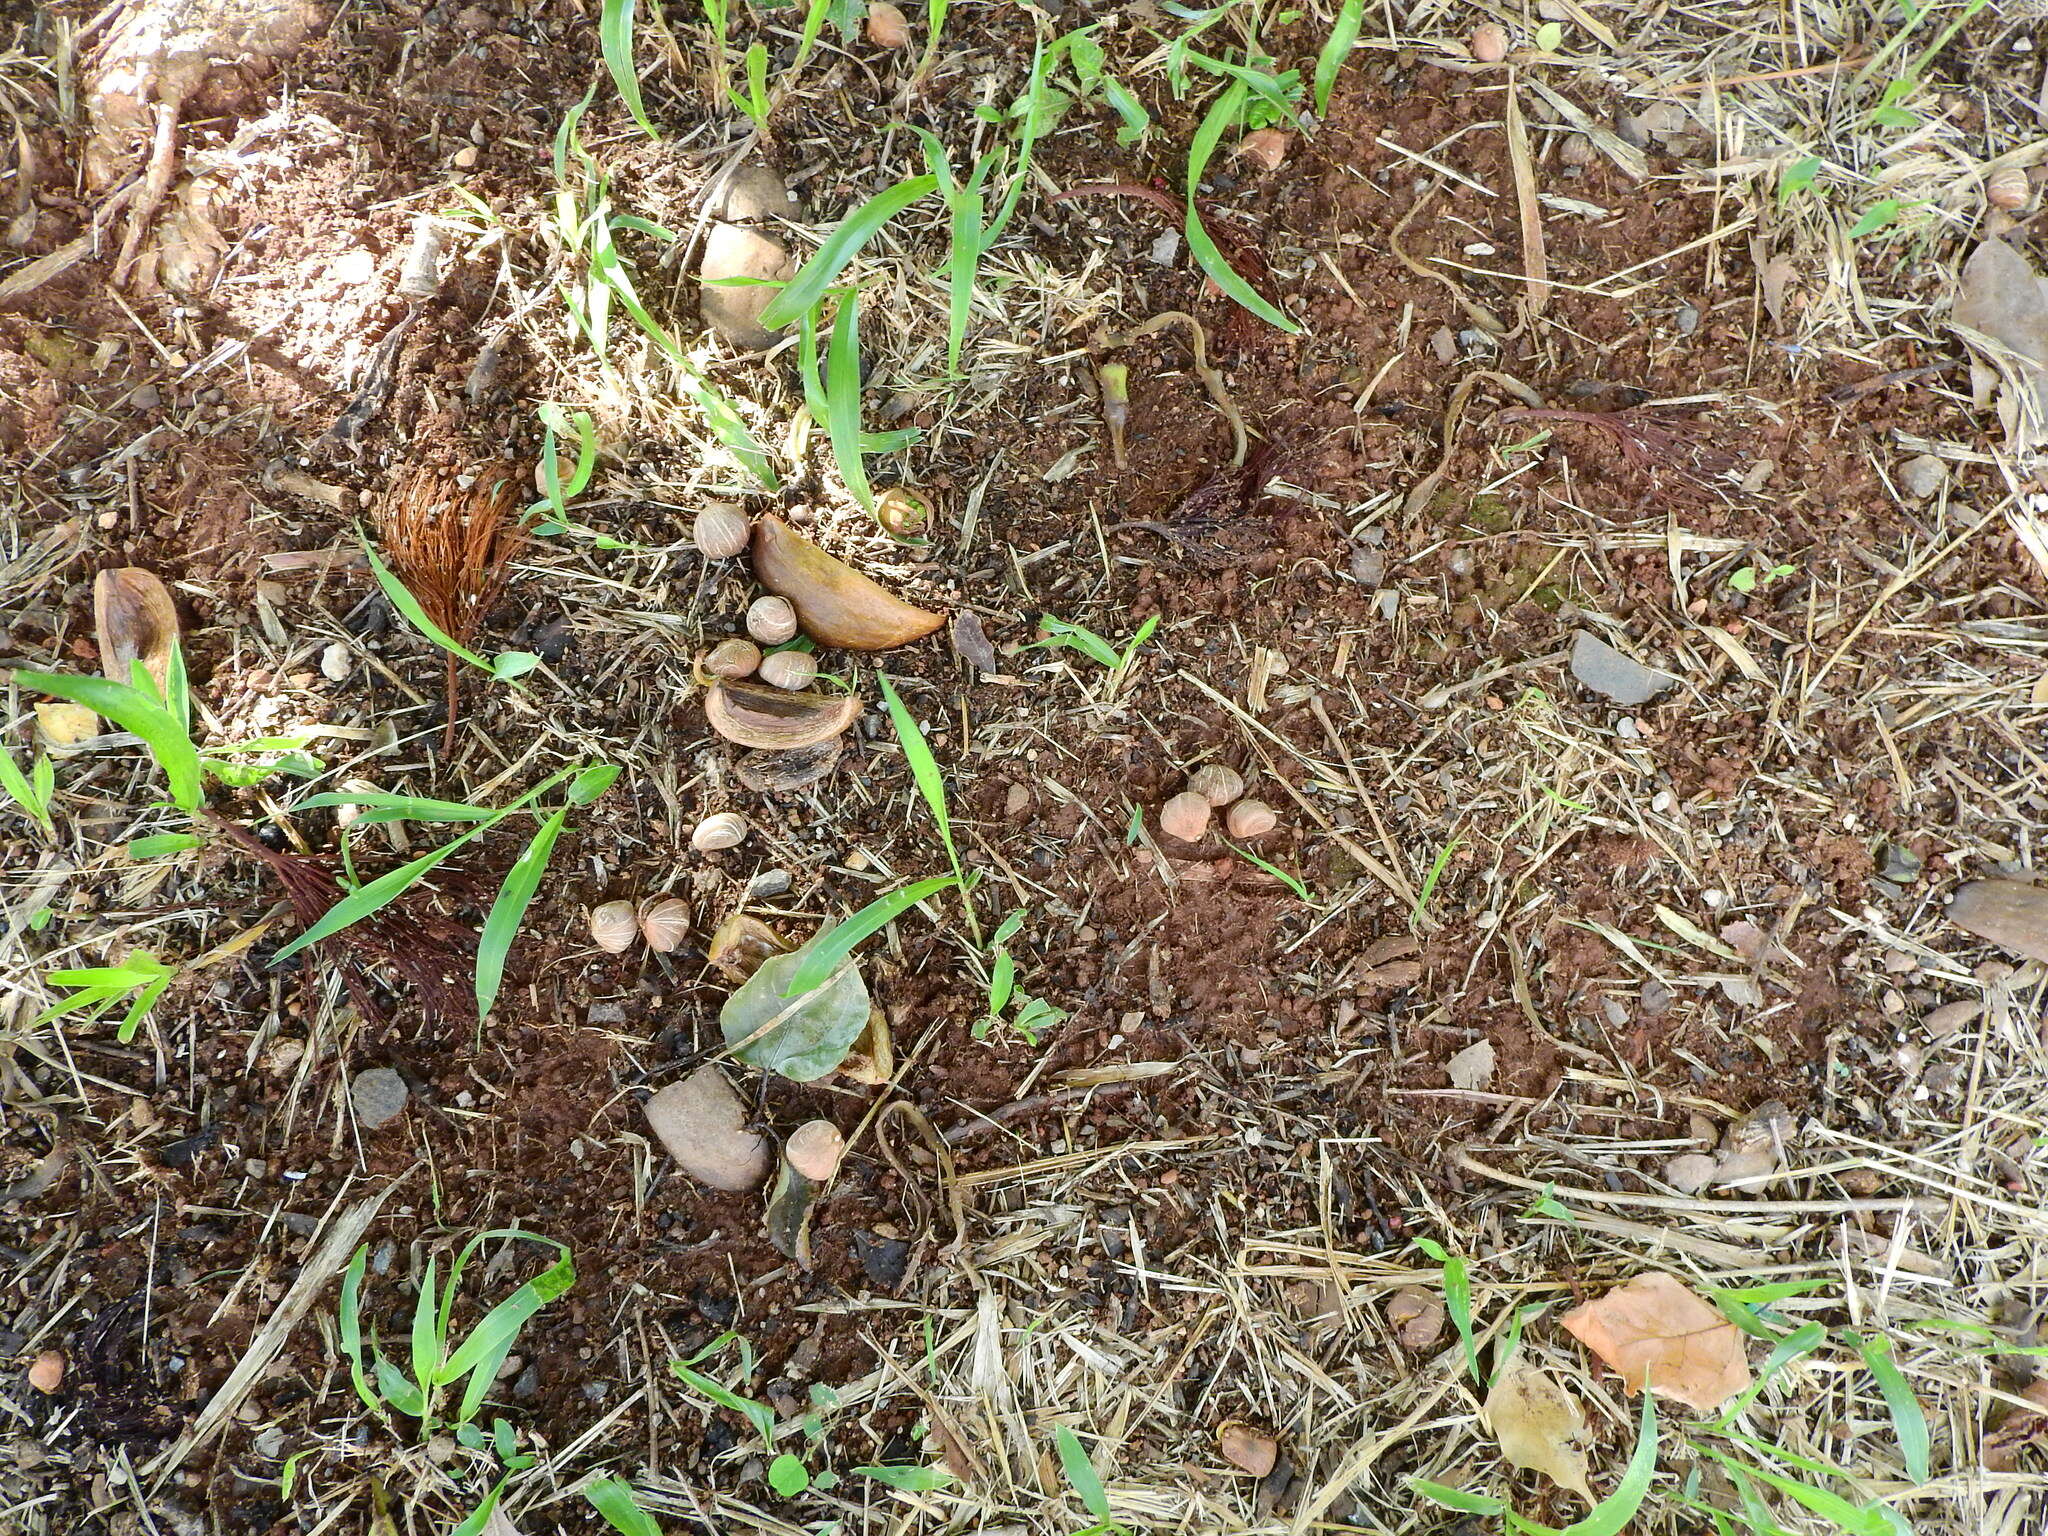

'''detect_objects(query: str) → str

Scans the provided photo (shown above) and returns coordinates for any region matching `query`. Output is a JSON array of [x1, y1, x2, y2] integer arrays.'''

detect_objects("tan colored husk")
[[704, 679, 861, 750], [93, 567, 180, 692], [751, 515, 944, 651]]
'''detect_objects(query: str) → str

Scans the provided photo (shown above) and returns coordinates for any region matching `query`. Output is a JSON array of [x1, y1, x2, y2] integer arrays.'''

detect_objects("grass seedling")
[[1223, 839, 1312, 902], [1021, 613, 1159, 694], [292, 762, 618, 1016], [1414, 834, 1462, 923], [756, 172, 939, 332], [1313, 0, 1364, 114], [362, 532, 538, 686], [35, 949, 176, 1043], [874, 672, 979, 944], [1055, 1424, 1128, 1536], [338, 1229, 573, 1441], [1412, 1236, 1480, 1384], [0, 741, 56, 838], [1184, 79, 1298, 333], [977, 909, 1066, 1044], [1414, 1392, 1659, 1536], [600, 0, 659, 138], [698, 0, 731, 113], [585, 1476, 665, 1536], [795, 288, 919, 519]]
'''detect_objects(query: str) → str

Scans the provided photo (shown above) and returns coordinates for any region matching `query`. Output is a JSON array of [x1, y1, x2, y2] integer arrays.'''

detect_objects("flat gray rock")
[[643, 1066, 771, 1192], [1948, 879, 2048, 964], [350, 1068, 409, 1129], [698, 223, 793, 350], [1571, 630, 1675, 706]]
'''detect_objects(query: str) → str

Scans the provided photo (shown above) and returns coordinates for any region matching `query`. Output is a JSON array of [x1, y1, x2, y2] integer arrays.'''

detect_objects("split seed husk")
[[1188, 764, 1244, 806], [751, 515, 944, 651], [1160, 791, 1212, 843], [705, 680, 861, 751], [704, 638, 762, 680], [93, 567, 179, 693], [747, 595, 799, 646], [638, 896, 691, 953], [692, 811, 749, 851], [757, 649, 818, 691], [693, 502, 751, 560], [589, 900, 638, 953]]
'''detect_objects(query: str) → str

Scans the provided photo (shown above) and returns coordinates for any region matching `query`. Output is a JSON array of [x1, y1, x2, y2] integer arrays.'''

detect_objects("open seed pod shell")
[[705, 679, 860, 750], [735, 739, 842, 793], [94, 567, 180, 692], [638, 896, 691, 954], [707, 912, 792, 981], [751, 515, 944, 651]]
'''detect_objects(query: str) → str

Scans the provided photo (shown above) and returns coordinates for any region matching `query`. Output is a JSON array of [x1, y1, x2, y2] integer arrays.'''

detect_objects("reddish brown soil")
[[0, 3, 2025, 1531]]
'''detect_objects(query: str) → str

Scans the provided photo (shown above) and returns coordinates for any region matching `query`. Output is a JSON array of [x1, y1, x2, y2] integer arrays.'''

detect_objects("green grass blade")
[[270, 817, 499, 964], [779, 874, 961, 997], [1559, 1392, 1657, 1536], [359, 535, 495, 673], [585, 1478, 664, 1536], [1710, 1322, 1827, 1427], [1315, 0, 1364, 114], [1696, 1447, 1894, 1536], [989, 31, 1050, 240], [1853, 1333, 1930, 1483], [601, 0, 659, 138], [296, 791, 499, 822], [338, 1246, 381, 1413], [1055, 1425, 1111, 1520], [447, 1245, 575, 1421], [874, 673, 957, 870], [1224, 840, 1312, 901], [117, 967, 172, 1043], [943, 184, 986, 375], [988, 947, 1016, 1016], [757, 173, 938, 330], [672, 1361, 776, 1442], [0, 746, 52, 833], [410, 1254, 442, 1398], [1185, 82, 1299, 334], [823, 289, 875, 512], [475, 805, 570, 1018], [17, 670, 203, 812]]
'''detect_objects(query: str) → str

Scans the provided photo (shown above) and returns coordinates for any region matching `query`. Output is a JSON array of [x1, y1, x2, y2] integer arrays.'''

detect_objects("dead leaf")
[[1218, 1420, 1278, 1477], [36, 701, 101, 747], [1386, 1285, 1444, 1350], [1483, 1357, 1595, 1507], [1560, 1272, 1751, 1411], [1983, 1377, 2048, 1472], [1952, 238, 2048, 452], [1447, 1038, 1495, 1092], [950, 608, 1000, 675], [94, 567, 180, 693], [1759, 257, 1796, 327]]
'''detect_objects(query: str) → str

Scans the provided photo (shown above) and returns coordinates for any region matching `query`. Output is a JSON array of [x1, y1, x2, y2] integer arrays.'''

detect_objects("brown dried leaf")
[[1483, 1357, 1594, 1507], [1983, 1377, 2048, 1473], [94, 567, 179, 692], [1447, 1038, 1495, 1091], [1952, 239, 2048, 452], [1560, 1272, 1751, 1411], [1217, 1420, 1278, 1477]]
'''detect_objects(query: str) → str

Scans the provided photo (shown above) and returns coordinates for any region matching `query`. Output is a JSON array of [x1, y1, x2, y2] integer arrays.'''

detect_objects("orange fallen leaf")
[[1560, 1272, 1751, 1412]]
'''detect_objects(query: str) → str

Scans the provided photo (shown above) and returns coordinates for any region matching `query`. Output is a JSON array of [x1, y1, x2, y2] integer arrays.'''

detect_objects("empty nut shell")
[[692, 812, 748, 852], [747, 595, 799, 646], [705, 680, 861, 750], [694, 502, 751, 560], [1159, 791, 1212, 843], [638, 896, 691, 954], [705, 638, 762, 679], [866, 0, 909, 48], [589, 900, 638, 953], [1225, 799, 1278, 839], [1187, 764, 1244, 806], [757, 649, 818, 690], [1987, 165, 2030, 210], [786, 1119, 846, 1181]]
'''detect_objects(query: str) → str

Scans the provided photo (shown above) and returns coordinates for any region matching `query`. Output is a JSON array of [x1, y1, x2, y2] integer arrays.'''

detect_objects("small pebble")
[[1897, 454, 1948, 500], [1662, 1153, 1717, 1195], [319, 642, 351, 682], [28, 1351, 64, 1394], [350, 1068, 409, 1129]]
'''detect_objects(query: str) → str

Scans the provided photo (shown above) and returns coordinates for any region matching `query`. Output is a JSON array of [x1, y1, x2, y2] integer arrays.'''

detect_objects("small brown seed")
[[757, 649, 818, 690], [28, 1350, 64, 1394], [1234, 128, 1291, 173], [1225, 799, 1278, 839], [693, 502, 751, 560], [638, 897, 691, 954], [1159, 791, 1212, 843], [1187, 763, 1244, 806], [786, 1119, 846, 1181], [692, 812, 748, 852], [1470, 22, 1509, 62], [705, 637, 762, 679], [746, 595, 799, 646], [589, 900, 639, 954], [866, 0, 909, 48]]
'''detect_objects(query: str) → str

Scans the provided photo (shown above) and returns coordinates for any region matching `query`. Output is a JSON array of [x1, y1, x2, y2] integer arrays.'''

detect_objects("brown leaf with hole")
[[94, 567, 179, 693], [751, 515, 944, 650], [1560, 1272, 1751, 1411], [1217, 1420, 1278, 1477], [1483, 1357, 1594, 1507]]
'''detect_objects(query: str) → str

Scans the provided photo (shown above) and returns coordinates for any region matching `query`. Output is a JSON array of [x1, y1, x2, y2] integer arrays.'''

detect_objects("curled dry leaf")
[[94, 567, 179, 692], [1482, 1357, 1595, 1508], [950, 609, 1000, 676], [839, 1006, 895, 1085], [751, 515, 944, 651], [1217, 1421, 1278, 1477], [765, 1120, 844, 1267], [705, 680, 861, 751], [1386, 1285, 1443, 1349], [707, 912, 791, 981], [1560, 1272, 1751, 1411]]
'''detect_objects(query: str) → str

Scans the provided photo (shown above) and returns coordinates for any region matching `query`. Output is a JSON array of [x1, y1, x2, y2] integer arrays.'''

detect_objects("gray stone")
[[643, 1066, 771, 1192], [1570, 630, 1676, 706], [698, 223, 794, 350], [707, 159, 798, 224], [350, 1068, 408, 1129], [1898, 454, 1948, 500]]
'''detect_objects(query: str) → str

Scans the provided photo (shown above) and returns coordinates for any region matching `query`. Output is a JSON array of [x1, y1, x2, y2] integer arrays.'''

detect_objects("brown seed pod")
[[1225, 799, 1278, 839], [691, 812, 748, 852], [747, 595, 799, 646], [638, 896, 691, 954], [705, 680, 861, 750], [751, 515, 944, 651], [866, 0, 909, 48], [757, 649, 819, 690], [94, 567, 180, 693], [1234, 128, 1291, 173], [786, 1119, 847, 1181], [1187, 763, 1244, 807], [693, 502, 751, 560], [704, 638, 762, 679], [589, 900, 639, 953], [1159, 791, 1212, 843]]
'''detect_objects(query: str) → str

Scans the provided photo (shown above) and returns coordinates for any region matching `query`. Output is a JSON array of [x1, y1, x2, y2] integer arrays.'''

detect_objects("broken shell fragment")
[[747, 595, 799, 646], [94, 567, 180, 693], [764, 1119, 848, 1267], [735, 739, 843, 793], [1226, 799, 1278, 839], [705, 680, 861, 751], [1159, 791, 1212, 843], [704, 638, 763, 680], [1234, 128, 1290, 173], [707, 912, 792, 981], [692, 812, 749, 852], [589, 900, 639, 953], [638, 897, 691, 954], [751, 515, 944, 651], [757, 649, 819, 691], [693, 502, 751, 560], [1188, 763, 1244, 806], [785, 1119, 846, 1182]]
